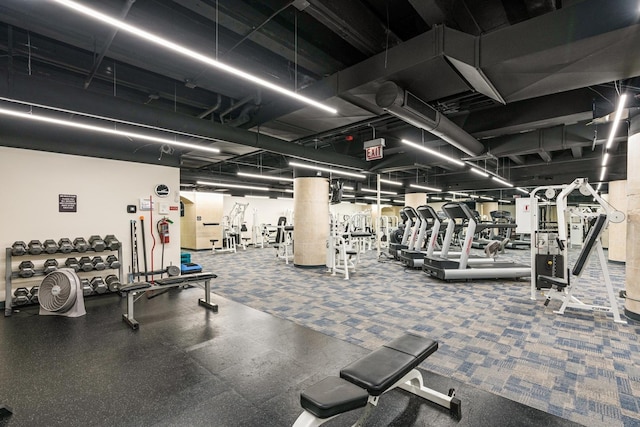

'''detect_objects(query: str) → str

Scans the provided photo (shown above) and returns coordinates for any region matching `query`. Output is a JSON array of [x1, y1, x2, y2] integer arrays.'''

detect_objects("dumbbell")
[[92, 256, 106, 271], [58, 238, 74, 253], [73, 237, 89, 253], [65, 257, 80, 272], [13, 287, 30, 305], [106, 255, 121, 269], [28, 240, 43, 255], [30, 286, 39, 304], [90, 276, 107, 294], [11, 241, 27, 256], [104, 235, 121, 250], [18, 261, 35, 278], [42, 239, 59, 254], [43, 259, 59, 274], [105, 275, 121, 292], [81, 278, 93, 296], [88, 235, 106, 252], [78, 256, 93, 272]]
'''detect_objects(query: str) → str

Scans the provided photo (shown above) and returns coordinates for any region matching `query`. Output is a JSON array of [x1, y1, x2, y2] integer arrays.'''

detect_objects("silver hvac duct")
[[375, 81, 485, 156]]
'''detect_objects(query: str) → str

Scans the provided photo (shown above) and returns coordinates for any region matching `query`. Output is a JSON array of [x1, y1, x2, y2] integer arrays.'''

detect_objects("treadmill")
[[389, 207, 417, 260], [423, 203, 531, 280], [490, 210, 530, 249], [400, 205, 451, 268]]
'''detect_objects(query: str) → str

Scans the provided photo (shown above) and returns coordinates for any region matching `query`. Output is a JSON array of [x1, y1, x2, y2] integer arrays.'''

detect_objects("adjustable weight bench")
[[293, 333, 461, 426], [119, 272, 218, 330]]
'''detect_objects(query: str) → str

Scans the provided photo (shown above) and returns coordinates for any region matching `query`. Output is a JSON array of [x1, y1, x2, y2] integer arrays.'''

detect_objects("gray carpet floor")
[[188, 244, 640, 427]]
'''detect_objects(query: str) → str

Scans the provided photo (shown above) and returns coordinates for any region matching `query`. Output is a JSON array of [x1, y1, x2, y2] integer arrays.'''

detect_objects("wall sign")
[[154, 184, 170, 197], [59, 194, 77, 213]]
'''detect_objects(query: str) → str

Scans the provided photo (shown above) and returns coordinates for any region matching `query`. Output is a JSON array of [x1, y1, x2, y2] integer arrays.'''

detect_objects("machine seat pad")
[[119, 283, 152, 292], [537, 275, 568, 289], [340, 334, 437, 396], [351, 232, 372, 237], [300, 376, 369, 419]]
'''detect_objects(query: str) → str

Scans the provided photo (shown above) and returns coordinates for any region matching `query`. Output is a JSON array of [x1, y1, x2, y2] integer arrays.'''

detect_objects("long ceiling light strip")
[[196, 180, 269, 191], [491, 176, 514, 187], [237, 172, 294, 182], [0, 97, 225, 145], [401, 139, 464, 166], [53, 0, 337, 115], [449, 191, 469, 197], [363, 196, 391, 202], [409, 183, 442, 192], [480, 196, 494, 201], [605, 94, 628, 151], [361, 188, 397, 195], [516, 187, 529, 194], [469, 167, 489, 177], [0, 107, 221, 154], [289, 161, 366, 179], [380, 178, 402, 186]]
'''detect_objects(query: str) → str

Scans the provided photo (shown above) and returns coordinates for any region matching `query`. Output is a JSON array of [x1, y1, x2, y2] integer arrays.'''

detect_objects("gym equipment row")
[[292, 333, 460, 426], [5, 236, 123, 317], [10, 235, 121, 256]]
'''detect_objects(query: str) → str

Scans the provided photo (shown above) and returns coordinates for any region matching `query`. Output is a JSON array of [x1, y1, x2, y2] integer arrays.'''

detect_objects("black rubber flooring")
[[0, 287, 583, 426]]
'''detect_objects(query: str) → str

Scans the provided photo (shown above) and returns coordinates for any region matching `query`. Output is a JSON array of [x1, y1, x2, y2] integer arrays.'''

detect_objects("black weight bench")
[[120, 272, 218, 330], [293, 333, 461, 426]]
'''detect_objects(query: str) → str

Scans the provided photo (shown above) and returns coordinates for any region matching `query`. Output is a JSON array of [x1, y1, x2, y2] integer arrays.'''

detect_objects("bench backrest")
[[572, 213, 607, 276]]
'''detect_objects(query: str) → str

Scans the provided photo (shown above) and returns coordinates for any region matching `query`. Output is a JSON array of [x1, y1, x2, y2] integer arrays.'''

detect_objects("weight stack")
[[535, 254, 564, 289]]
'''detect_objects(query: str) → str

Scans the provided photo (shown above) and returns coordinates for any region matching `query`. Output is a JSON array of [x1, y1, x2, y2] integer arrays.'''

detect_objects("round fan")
[[39, 268, 86, 317]]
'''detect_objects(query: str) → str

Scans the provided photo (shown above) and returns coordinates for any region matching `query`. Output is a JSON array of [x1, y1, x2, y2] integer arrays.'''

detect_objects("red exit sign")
[[366, 145, 383, 161]]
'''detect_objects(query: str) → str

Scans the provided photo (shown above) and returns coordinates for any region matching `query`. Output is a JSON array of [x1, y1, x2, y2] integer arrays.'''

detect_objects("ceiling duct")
[[375, 81, 485, 156]]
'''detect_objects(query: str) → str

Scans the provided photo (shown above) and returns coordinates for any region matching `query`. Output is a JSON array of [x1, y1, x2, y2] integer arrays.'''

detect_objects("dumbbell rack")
[[4, 239, 124, 317]]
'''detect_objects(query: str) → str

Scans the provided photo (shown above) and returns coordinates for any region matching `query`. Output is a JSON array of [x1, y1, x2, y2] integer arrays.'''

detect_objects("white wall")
[[1, 147, 181, 303]]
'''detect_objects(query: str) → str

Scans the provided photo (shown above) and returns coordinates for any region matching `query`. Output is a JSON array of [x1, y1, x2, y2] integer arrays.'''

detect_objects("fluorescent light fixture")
[[0, 107, 221, 154], [605, 94, 628, 149], [601, 152, 609, 167], [380, 178, 402, 186], [361, 188, 397, 195], [288, 161, 366, 179], [52, 0, 337, 114], [409, 183, 442, 192], [444, 197, 455, 201], [449, 191, 469, 197], [343, 186, 355, 190], [498, 199, 511, 203], [246, 195, 270, 199], [342, 194, 355, 198], [480, 196, 493, 201], [516, 187, 529, 194], [600, 167, 606, 181], [284, 189, 294, 193], [238, 172, 294, 182], [196, 180, 269, 191], [491, 176, 514, 187], [470, 195, 479, 199], [470, 167, 489, 177], [364, 196, 390, 202], [430, 197, 443, 201], [596, 182, 602, 191], [401, 139, 464, 166]]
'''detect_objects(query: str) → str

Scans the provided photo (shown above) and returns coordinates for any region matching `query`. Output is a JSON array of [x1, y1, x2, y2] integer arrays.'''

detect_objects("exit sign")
[[366, 145, 383, 161]]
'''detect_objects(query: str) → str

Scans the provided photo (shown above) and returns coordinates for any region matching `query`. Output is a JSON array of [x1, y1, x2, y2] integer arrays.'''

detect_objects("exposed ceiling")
[[1, 0, 639, 204]]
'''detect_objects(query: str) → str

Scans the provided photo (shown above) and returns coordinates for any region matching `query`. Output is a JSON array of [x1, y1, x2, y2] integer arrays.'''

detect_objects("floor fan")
[[38, 268, 86, 317]]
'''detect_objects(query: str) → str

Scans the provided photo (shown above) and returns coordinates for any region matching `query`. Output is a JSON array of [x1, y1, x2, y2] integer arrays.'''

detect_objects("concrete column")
[[405, 193, 426, 208], [293, 177, 329, 267], [625, 114, 640, 319], [608, 180, 627, 261]]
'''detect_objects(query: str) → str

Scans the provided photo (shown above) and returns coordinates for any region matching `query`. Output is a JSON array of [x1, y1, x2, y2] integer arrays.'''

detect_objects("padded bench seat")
[[341, 334, 437, 396], [537, 274, 568, 290], [293, 333, 458, 426]]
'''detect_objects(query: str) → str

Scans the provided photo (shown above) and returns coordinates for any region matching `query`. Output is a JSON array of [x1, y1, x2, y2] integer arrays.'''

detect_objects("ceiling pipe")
[[376, 81, 485, 157]]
